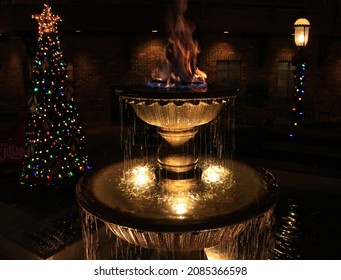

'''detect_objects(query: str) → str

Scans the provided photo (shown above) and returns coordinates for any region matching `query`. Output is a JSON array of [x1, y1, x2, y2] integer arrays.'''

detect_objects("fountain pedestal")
[[157, 127, 198, 173], [126, 87, 225, 192]]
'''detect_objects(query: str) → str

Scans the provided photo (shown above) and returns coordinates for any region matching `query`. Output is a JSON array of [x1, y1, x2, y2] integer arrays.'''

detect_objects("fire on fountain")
[[148, 0, 206, 89], [76, 0, 278, 260]]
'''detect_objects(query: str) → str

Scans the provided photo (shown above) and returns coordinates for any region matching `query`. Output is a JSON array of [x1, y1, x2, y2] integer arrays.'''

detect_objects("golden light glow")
[[205, 246, 229, 260], [202, 165, 229, 184], [126, 165, 155, 189], [298, 33, 305, 44], [33, 4, 61, 35], [170, 196, 190, 218], [293, 18, 310, 47], [172, 198, 187, 215]]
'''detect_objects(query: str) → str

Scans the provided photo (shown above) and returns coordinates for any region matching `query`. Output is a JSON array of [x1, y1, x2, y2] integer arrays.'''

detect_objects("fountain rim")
[[76, 163, 279, 233], [115, 84, 238, 104]]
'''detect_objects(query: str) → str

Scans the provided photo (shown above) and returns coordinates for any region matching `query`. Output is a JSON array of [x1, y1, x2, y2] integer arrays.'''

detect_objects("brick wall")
[[62, 34, 167, 123], [1, 32, 341, 124], [0, 36, 30, 112]]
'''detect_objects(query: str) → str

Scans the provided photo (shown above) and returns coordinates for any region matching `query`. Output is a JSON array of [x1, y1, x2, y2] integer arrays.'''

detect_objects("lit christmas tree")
[[21, 4, 91, 190]]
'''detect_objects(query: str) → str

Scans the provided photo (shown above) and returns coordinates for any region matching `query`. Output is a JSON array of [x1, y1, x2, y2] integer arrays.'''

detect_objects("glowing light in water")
[[125, 165, 155, 189], [172, 197, 187, 216], [202, 165, 229, 184], [168, 194, 196, 218]]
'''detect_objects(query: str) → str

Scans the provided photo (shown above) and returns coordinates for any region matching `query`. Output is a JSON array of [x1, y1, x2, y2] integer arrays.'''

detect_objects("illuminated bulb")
[[33, 4, 61, 35], [172, 198, 187, 216], [174, 203, 187, 215], [298, 33, 305, 44], [202, 165, 228, 184], [126, 165, 155, 188]]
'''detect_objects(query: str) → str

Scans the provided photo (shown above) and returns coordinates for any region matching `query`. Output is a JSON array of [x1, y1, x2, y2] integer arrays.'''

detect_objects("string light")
[[290, 59, 306, 137], [21, 4, 92, 190], [33, 4, 60, 35]]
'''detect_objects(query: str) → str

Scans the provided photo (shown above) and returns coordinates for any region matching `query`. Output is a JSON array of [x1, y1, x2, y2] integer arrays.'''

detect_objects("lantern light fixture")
[[293, 18, 311, 47]]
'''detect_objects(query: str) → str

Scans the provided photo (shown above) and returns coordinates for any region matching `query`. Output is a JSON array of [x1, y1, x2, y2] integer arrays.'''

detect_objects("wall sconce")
[[293, 18, 311, 47]]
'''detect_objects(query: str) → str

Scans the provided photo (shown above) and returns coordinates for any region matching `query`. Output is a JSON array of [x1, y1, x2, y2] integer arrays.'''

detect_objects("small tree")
[[21, 4, 91, 190]]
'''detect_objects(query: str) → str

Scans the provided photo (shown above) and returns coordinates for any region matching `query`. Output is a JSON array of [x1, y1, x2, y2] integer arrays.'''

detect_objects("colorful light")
[[290, 59, 306, 136], [21, 4, 92, 190]]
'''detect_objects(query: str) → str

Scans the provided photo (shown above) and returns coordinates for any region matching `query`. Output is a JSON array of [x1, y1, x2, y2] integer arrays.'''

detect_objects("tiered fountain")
[[76, 0, 278, 260]]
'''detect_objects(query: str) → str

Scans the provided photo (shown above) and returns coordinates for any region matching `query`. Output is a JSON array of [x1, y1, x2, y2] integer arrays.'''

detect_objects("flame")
[[149, 0, 207, 90]]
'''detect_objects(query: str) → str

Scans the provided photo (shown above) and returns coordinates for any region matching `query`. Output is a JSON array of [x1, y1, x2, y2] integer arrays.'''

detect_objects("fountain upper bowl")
[[131, 101, 223, 129], [115, 84, 237, 129]]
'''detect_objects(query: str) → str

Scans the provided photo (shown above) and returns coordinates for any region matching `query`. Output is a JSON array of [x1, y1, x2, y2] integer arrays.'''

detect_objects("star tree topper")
[[33, 4, 61, 35]]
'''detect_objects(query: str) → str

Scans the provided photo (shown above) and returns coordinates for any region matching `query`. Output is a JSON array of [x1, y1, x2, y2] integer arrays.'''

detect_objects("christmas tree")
[[21, 4, 91, 190]]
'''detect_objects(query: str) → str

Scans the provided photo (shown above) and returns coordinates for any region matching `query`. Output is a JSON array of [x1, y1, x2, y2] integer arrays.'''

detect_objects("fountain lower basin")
[[76, 160, 278, 253]]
